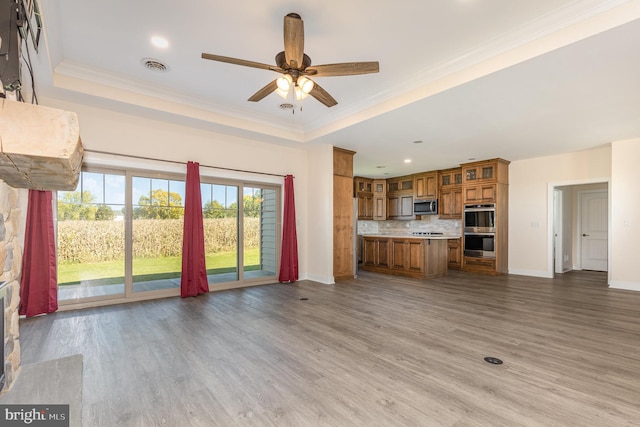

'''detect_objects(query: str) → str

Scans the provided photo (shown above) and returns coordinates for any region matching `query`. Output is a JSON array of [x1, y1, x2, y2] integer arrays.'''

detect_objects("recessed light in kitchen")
[[376, 166, 386, 169], [404, 159, 412, 163], [151, 36, 169, 48]]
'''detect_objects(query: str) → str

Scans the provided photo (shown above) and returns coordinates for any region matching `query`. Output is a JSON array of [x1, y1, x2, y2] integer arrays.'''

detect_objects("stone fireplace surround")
[[0, 180, 26, 393]]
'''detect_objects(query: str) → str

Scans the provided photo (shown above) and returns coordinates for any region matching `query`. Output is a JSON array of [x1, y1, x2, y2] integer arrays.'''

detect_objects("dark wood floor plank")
[[16, 270, 640, 426]]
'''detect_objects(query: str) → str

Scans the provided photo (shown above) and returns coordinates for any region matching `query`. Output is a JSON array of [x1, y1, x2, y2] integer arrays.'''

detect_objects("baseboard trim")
[[508, 269, 553, 278], [304, 274, 334, 285], [609, 280, 640, 291]]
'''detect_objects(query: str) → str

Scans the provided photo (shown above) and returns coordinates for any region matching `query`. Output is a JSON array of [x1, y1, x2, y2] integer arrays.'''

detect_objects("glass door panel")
[[243, 186, 277, 279], [131, 176, 185, 293], [202, 183, 239, 283], [57, 171, 126, 301]]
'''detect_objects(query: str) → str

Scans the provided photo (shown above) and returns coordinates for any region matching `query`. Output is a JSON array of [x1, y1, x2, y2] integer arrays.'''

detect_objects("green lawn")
[[58, 248, 260, 286]]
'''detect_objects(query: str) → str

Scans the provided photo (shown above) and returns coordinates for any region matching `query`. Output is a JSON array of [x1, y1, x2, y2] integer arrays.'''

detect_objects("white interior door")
[[554, 189, 563, 274], [580, 191, 608, 271]]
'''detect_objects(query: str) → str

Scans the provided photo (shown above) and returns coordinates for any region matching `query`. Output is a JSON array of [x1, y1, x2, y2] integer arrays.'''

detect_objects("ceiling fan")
[[201, 13, 379, 107]]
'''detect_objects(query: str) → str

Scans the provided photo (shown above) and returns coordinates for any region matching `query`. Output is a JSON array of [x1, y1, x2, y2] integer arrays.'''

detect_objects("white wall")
[[509, 145, 611, 277], [610, 138, 640, 290], [305, 144, 335, 284], [39, 98, 335, 283]]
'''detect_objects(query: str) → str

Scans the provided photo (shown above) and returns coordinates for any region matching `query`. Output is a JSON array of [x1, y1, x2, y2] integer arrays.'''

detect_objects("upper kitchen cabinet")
[[354, 176, 374, 220], [387, 175, 414, 220], [461, 159, 510, 204], [414, 171, 438, 200], [372, 179, 387, 220], [439, 167, 463, 219]]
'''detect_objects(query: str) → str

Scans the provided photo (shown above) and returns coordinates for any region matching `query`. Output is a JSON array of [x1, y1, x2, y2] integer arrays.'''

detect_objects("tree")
[[133, 189, 183, 219], [57, 191, 98, 220], [95, 204, 115, 220], [203, 200, 227, 218]]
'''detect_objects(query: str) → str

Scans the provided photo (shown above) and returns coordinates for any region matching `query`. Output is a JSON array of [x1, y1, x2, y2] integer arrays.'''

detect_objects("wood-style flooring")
[[18, 270, 640, 426]]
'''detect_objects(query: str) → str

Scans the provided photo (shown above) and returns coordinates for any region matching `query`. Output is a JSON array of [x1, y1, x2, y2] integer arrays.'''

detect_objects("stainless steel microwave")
[[414, 199, 438, 215]]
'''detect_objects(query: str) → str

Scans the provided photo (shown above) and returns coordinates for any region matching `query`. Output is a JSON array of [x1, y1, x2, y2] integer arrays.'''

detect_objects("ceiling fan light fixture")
[[276, 74, 293, 91], [275, 88, 290, 99], [297, 76, 314, 94], [294, 86, 310, 100]]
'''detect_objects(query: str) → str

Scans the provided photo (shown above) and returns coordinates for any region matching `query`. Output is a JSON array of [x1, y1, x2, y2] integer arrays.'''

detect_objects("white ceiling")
[[32, 0, 640, 177]]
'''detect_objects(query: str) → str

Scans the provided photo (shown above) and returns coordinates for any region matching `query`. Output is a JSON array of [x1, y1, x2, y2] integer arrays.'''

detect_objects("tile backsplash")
[[358, 217, 462, 235]]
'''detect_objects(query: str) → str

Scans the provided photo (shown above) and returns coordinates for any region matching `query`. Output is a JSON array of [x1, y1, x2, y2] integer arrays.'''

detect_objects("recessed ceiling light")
[[404, 159, 412, 163], [151, 36, 169, 49], [376, 166, 386, 169], [468, 157, 476, 161]]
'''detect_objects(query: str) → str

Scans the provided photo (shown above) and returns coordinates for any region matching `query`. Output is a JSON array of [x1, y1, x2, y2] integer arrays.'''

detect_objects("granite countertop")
[[359, 233, 461, 240]]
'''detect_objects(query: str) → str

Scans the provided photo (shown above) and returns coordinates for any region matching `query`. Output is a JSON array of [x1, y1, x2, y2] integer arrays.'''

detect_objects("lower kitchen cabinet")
[[360, 236, 447, 279], [447, 238, 462, 270]]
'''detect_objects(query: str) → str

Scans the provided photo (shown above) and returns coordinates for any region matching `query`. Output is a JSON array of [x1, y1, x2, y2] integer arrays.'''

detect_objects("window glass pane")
[[204, 184, 239, 283], [243, 186, 277, 279], [57, 171, 125, 301], [132, 176, 184, 293]]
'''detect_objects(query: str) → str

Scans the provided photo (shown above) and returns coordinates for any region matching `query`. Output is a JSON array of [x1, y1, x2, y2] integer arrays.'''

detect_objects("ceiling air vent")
[[141, 58, 169, 72]]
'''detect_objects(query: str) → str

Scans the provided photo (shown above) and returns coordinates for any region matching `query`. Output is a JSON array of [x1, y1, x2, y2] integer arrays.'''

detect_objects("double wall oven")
[[464, 204, 496, 258]]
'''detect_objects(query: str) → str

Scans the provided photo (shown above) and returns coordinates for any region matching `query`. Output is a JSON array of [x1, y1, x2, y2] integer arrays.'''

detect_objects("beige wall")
[[610, 139, 640, 290], [40, 98, 335, 283], [509, 145, 611, 277]]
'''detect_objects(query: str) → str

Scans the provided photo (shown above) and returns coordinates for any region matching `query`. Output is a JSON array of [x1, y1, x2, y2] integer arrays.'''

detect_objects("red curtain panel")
[[180, 161, 209, 297], [19, 190, 58, 317], [278, 175, 299, 283]]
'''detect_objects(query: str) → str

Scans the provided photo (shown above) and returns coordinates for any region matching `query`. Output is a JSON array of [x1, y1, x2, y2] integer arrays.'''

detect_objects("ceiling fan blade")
[[309, 82, 338, 107], [283, 13, 304, 68], [306, 62, 379, 77], [201, 53, 283, 72], [248, 80, 278, 102]]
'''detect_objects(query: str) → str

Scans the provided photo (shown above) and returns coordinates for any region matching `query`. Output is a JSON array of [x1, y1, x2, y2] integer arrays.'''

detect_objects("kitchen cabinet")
[[391, 239, 425, 274], [356, 193, 373, 220], [362, 237, 390, 268], [461, 159, 509, 204], [360, 236, 447, 279], [354, 176, 374, 220], [414, 171, 438, 199], [387, 175, 414, 194], [334, 147, 356, 280], [447, 238, 462, 270], [387, 194, 414, 219], [439, 167, 463, 219], [354, 177, 373, 194], [460, 158, 510, 275], [372, 179, 387, 220]]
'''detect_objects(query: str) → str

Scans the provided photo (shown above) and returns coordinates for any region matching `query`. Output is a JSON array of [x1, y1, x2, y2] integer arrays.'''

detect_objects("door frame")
[[547, 178, 611, 283]]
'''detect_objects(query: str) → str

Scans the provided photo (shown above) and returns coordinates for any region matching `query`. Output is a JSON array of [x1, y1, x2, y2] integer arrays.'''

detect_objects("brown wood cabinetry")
[[414, 171, 438, 199], [439, 167, 463, 219], [362, 237, 390, 268], [447, 238, 462, 270], [460, 158, 510, 275], [461, 159, 509, 204], [334, 147, 356, 280], [387, 175, 414, 219], [372, 179, 387, 220], [354, 176, 374, 220], [391, 239, 425, 274], [361, 236, 448, 279]]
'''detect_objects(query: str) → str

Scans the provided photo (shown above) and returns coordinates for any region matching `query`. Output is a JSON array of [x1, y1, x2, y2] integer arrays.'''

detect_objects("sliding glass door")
[[56, 167, 281, 306], [57, 170, 126, 302]]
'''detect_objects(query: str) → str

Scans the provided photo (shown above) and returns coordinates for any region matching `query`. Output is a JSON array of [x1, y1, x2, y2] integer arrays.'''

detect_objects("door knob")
[[582, 233, 589, 237]]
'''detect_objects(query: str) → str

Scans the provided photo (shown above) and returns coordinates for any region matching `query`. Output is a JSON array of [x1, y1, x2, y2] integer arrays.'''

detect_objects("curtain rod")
[[83, 149, 290, 178]]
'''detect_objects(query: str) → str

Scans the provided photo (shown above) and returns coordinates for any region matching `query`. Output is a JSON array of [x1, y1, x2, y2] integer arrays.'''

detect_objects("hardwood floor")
[[18, 270, 640, 426]]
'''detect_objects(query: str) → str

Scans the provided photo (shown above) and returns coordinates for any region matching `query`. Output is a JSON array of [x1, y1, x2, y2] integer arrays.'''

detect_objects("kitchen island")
[[359, 234, 454, 280]]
